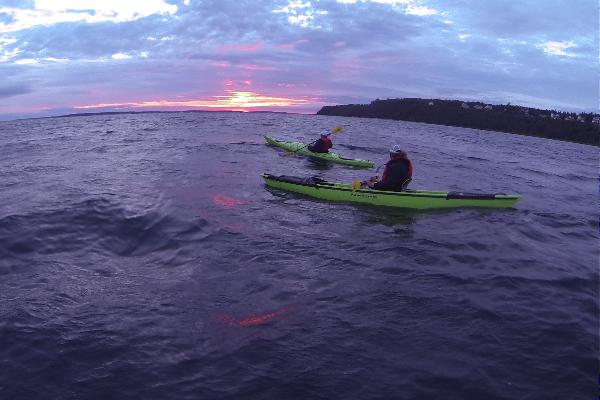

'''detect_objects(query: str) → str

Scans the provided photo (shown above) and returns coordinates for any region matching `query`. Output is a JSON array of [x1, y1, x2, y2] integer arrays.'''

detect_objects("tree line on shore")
[[316, 98, 599, 146]]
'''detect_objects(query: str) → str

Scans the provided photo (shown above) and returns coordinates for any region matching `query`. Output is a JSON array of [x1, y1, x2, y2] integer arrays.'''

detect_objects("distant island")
[[317, 98, 599, 146]]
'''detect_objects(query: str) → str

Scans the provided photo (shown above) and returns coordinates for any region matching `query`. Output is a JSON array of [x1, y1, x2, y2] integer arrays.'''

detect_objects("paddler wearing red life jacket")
[[307, 129, 333, 153], [368, 145, 413, 191]]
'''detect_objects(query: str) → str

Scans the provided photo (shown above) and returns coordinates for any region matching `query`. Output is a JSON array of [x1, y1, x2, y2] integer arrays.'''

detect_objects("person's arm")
[[365, 172, 382, 188], [307, 138, 321, 151], [372, 180, 388, 190], [314, 139, 324, 152]]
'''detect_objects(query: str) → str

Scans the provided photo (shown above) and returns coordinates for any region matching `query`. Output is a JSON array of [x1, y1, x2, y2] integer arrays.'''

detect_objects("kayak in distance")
[[263, 135, 375, 169], [262, 174, 521, 210]]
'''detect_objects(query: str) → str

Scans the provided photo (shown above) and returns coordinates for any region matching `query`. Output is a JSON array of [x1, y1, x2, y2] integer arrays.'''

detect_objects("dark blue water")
[[0, 112, 596, 399]]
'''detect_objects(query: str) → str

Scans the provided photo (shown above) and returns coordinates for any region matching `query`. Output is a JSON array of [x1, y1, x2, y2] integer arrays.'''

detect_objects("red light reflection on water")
[[211, 194, 250, 208], [239, 308, 289, 326], [217, 307, 290, 327], [196, 211, 245, 233], [222, 223, 243, 232]]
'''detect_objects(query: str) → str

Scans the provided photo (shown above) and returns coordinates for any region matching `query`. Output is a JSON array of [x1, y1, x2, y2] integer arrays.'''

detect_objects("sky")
[[0, 0, 597, 120]]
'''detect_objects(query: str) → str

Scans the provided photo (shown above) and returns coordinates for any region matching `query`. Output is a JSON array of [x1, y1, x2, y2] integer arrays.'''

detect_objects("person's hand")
[[365, 175, 379, 188]]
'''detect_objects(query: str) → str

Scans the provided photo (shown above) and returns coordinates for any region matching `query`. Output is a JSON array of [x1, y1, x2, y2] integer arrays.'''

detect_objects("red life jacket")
[[405, 156, 413, 177], [320, 136, 333, 150]]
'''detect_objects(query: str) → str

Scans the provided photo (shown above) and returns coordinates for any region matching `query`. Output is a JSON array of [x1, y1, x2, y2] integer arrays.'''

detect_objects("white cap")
[[320, 129, 329, 137], [390, 144, 402, 153]]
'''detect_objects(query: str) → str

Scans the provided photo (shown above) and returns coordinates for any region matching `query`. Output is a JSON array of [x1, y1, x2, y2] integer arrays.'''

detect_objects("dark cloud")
[[15, 16, 175, 59], [0, 83, 31, 99], [437, 0, 597, 39]]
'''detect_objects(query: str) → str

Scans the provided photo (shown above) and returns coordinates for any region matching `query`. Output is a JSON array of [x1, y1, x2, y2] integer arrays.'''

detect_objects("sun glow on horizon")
[[73, 90, 310, 111]]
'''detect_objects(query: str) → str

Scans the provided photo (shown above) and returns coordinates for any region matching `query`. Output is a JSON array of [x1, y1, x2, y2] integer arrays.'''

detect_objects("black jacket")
[[372, 158, 411, 191]]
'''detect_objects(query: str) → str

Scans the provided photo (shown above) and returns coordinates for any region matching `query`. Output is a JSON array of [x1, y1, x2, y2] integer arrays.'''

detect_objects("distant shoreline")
[[3, 101, 598, 147], [0, 109, 298, 123], [317, 98, 599, 146]]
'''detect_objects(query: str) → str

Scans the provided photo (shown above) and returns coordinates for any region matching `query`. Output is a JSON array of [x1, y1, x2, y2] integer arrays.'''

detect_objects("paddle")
[[285, 126, 344, 156], [352, 166, 384, 192]]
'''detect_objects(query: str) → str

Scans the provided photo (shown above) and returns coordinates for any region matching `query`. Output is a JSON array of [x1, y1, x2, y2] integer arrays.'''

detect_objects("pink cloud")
[[277, 39, 309, 50], [277, 83, 298, 88], [73, 89, 310, 111], [211, 61, 231, 68], [237, 63, 280, 71], [217, 42, 264, 52]]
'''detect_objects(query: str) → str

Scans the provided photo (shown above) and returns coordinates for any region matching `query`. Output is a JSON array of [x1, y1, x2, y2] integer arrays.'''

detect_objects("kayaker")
[[366, 145, 413, 191], [307, 129, 333, 153]]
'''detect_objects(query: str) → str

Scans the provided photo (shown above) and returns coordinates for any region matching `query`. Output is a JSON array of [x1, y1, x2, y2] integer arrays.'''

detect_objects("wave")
[[0, 196, 214, 268]]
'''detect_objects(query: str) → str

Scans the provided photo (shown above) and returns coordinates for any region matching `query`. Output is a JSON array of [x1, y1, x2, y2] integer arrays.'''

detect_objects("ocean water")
[[0, 111, 596, 399]]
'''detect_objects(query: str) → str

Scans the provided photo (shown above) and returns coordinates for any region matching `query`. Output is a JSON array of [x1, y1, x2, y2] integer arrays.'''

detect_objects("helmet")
[[320, 129, 329, 137], [390, 144, 402, 154]]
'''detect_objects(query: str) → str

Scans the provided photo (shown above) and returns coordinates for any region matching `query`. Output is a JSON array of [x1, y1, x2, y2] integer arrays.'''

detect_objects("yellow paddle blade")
[[352, 180, 362, 192], [330, 126, 343, 135]]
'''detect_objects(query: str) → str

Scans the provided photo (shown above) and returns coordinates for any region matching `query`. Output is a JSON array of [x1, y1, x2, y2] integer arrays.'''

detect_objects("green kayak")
[[264, 135, 374, 168], [262, 174, 521, 209]]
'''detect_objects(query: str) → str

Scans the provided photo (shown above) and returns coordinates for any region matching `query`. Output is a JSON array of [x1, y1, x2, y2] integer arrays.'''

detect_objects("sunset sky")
[[0, 0, 596, 120]]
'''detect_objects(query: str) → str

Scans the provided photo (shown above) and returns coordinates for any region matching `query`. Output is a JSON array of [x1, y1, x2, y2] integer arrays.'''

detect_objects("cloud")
[[536, 41, 577, 57], [405, 5, 438, 16], [0, 0, 178, 32], [336, 0, 412, 5], [14, 58, 38, 64], [111, 52, 133, 60], [1, 0, 34, 8], [0, 82, 32, 99], [439, 0, 595, 39], [217, 43, 265, 52], [11, 16, 174, 60], [3, 0, 434, 63], [0, 0, 597, 119]]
